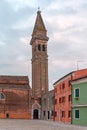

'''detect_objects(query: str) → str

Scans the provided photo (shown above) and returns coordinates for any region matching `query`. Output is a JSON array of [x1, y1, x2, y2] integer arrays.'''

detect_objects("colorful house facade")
[[71, 76, 87, 126], [53, 68, 87, 123]]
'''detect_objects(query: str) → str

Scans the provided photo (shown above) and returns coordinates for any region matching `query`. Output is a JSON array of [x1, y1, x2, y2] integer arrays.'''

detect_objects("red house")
[[54, 68, 87, 123]]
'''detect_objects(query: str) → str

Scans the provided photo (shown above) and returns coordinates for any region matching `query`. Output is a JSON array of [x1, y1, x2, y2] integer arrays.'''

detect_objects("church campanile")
[[30, 10, 49, 100]]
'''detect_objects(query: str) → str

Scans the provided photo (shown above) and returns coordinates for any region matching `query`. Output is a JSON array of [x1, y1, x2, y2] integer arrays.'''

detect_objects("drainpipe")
[[71, 72, 73, 125]]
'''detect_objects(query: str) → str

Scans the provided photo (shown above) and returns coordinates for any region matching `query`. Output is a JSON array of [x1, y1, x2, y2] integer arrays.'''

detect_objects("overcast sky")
[[0, 0, 87, 90]]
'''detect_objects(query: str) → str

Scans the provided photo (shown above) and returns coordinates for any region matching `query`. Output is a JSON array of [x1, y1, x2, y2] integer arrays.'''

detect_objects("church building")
[[0, 10, 49, 120], [0, 75, 31, 119]]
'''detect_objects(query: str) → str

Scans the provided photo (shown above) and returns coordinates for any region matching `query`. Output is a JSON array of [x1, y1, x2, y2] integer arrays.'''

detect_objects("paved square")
[[0, 119, 87, 130]]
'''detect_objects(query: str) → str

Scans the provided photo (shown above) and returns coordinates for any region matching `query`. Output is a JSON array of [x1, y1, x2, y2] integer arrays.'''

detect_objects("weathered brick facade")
[[0, 76, 31, 119]]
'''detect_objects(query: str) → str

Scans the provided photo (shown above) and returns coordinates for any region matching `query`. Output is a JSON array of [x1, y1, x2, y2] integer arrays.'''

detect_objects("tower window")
[[38, 44, 41, 51], [42, 45, 45, 51]]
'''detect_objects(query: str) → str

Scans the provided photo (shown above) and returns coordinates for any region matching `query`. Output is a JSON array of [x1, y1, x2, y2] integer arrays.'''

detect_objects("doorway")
[[33, 109, 39, 119], [6, 113, 9, 119], [48, 111, 50, 119]]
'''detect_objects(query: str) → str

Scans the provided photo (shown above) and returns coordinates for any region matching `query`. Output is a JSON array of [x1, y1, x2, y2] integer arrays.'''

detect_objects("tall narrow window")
[[55, 99, 57, 104], [42, 45, 45, 51], [75, 110, 79, 119], [62, 111, 65, 118], [62, 83, 65, 89], [68, 111, 71, 118], [68, 80, 71, 86], [75, 88, 79, 98], [38, 44, 41, 51], [59, 97, 61, 103], [68, 95, 71, 101]]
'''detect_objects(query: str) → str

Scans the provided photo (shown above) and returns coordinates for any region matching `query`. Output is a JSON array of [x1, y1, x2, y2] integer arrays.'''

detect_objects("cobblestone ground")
[[0, 119, 87, 130]]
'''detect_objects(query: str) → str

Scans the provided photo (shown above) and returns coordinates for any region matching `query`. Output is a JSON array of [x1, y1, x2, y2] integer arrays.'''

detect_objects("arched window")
[[0, 93, 5, 99], [42, 45, 45, 51], [38, 44, 41, 51]]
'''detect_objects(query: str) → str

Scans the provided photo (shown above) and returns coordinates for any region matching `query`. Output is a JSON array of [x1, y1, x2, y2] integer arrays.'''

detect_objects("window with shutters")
[[74, 88, 80, 98], [75, 110, 79, 119]]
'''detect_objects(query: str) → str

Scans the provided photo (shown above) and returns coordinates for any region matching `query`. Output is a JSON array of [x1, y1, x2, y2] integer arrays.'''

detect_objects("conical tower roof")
[[30, 10, 48, 45], [32, 10, 47, 36]]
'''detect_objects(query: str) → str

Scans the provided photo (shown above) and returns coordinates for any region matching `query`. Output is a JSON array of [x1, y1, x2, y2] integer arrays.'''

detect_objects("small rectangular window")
[[62, 83, 65, 89], [75, 110, 79, 119], [59, 97, 61, 103], [62, 111, 65, 118], [55, 111, 57, 117], [68, 111, 71, 118], [75, 88, 79, 98], [68, 95, 71, 101], [55, 99, 57, 104]]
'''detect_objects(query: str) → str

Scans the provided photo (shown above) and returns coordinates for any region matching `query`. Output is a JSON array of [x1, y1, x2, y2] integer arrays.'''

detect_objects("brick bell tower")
[[30, 10, 49, 119], [30, 10, 49, 99]]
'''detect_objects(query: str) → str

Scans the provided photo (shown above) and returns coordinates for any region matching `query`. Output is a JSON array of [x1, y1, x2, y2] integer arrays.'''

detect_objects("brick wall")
[[0, 89, 31, 119]]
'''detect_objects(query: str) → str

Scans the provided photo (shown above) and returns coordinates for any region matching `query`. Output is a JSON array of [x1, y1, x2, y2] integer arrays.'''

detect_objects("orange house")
[[54, 68, 87, 123]]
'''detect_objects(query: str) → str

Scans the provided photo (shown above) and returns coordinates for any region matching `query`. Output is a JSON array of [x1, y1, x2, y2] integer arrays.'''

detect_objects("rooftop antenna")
[[76, 60, 83, 70]]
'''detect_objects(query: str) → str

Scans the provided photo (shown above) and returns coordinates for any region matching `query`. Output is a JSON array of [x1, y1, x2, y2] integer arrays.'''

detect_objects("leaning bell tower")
[[30, 10, 49, 99]]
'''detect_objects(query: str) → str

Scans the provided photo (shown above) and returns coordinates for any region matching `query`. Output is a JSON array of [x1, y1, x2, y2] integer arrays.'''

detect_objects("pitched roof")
[[53, 71, 74, 86], [0, 75, 30, 90], [71, 76, 87, 84]]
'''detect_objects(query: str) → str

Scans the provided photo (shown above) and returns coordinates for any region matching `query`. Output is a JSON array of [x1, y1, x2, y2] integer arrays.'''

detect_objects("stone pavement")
[[0, 119, 87, 130]]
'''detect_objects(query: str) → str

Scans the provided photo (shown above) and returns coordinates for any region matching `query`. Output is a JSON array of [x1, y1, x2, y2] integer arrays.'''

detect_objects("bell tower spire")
[[30, 10, 49, 99]]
